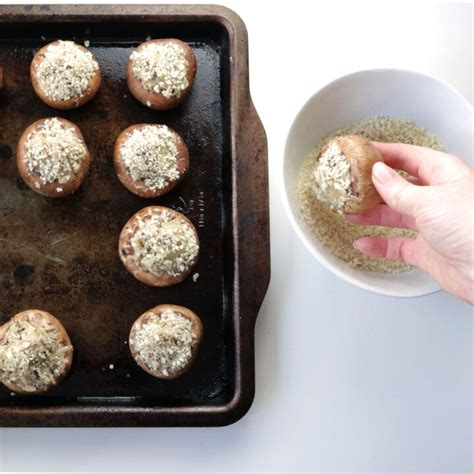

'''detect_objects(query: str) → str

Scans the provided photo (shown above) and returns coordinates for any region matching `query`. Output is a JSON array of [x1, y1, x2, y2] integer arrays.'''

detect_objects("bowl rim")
[[282, 67, 473, 298]]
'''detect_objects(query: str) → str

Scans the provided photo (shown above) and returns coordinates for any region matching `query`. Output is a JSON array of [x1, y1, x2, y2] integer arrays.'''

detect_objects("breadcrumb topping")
[[133, 309, 197, 377], [313, 141, 352, 212], [36, 40, 98, 101], [130, 211, 199, 278], [0, 314, 72, 392], [121, 125, 181, 190], [131, 42, 190, 98], [24, 118, 86, 184]]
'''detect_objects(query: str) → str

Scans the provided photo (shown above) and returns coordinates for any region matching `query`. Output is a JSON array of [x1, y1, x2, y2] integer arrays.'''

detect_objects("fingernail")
[[372, 162, 394, 184]]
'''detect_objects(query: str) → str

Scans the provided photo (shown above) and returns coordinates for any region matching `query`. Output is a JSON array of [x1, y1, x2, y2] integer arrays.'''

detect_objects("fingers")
[[347, 204, 417, 230], [371, 142, 465, 184], [353, 236, 428, 267], [406, 175, 422, 185], [355, 236, 474, 303], [371, 162, 425, 218]]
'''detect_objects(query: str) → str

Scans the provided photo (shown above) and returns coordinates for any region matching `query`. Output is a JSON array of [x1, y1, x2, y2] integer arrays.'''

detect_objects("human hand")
[[347, 142, 474, 305]]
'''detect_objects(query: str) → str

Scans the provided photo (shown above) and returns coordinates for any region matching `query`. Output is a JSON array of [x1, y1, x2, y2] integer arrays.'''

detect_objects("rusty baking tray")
[[0, 5, 269, 427]]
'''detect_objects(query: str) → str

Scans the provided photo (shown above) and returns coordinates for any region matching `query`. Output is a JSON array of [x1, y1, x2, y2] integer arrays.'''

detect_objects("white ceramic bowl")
[[283, 69, 473, 297]]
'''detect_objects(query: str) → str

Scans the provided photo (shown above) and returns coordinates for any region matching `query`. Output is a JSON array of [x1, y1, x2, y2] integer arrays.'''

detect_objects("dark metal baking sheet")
[[0, 4, 269, 427]]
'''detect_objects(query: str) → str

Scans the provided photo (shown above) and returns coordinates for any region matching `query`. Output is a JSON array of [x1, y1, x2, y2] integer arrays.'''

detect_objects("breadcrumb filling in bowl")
[[298, 115, 444, 273], [131, 42, 189, 98]]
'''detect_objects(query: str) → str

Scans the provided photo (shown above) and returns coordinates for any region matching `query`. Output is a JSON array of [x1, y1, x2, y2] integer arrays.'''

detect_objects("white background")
[[0, 1, 473, 472]]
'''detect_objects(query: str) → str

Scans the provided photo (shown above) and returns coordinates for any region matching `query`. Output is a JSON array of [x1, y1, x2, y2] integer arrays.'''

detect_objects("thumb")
[[372, 162, 425, 218]]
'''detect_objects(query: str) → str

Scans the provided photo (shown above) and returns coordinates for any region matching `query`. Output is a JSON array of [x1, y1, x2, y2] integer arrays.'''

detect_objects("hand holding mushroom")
[[348, 142, 474, 305], [312, 134, 383, 214]]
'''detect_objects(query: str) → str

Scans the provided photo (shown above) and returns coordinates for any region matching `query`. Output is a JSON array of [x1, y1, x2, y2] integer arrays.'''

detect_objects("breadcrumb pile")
[[36, 40, 98, 101], [131, 42, 189, 98], [121, 125, 181, 190], [0, 314, 72, 392], [133, 309, 197, 377], [24, 118, 86, 184], [131, 211, 198, 278]]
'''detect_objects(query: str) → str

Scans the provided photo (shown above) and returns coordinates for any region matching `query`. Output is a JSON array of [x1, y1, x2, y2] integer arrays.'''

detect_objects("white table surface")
[[0, 1, 472, 472]]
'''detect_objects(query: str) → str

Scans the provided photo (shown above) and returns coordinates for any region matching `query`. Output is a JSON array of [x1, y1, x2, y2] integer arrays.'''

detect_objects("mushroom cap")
[[336, 134, 383, 214], [30, 40, 101, 110], [113, 123, 189, 198], [0, 309, 73, 394], [16, 117, 91, 198], [118, 206, 199, 287], [129, 304, 203, 380], [126, 38, 196, 110]]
